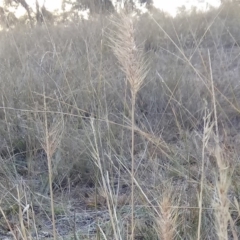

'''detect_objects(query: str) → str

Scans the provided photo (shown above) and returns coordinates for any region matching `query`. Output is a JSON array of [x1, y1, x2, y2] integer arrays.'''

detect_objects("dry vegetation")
[[0, 2, 240, 240]]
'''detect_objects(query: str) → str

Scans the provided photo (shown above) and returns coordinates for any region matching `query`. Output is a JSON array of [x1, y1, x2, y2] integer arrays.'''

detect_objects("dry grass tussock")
[[0, 3, 240, 239]]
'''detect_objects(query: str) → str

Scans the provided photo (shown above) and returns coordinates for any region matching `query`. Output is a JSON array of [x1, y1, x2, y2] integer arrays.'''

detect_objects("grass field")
[[0, 3, 240, 239]]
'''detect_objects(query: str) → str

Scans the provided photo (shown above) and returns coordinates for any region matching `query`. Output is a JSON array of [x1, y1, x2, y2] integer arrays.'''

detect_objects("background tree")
[[138, 0, 153, 6], [13, 0, 33, 22], [62, 0, 115, 15], [2, 0, 53, 26], [0, 0, 154, 28]]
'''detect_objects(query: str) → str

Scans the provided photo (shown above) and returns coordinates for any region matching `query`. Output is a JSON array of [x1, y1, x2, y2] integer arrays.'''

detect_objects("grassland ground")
[[0, 3, 240, 239]]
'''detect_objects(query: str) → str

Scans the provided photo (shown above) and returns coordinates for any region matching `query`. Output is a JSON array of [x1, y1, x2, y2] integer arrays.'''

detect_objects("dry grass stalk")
[[213, 143, 231, 240], [0, 184, 33, 240], [41, 87, 64, 240], [89, 118, 122, 240], [0, 207, 18, 240], [197, 109, 213, 240], [208, 49, 232, 240], [110, 10, 149, 240]]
